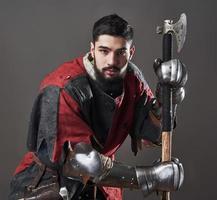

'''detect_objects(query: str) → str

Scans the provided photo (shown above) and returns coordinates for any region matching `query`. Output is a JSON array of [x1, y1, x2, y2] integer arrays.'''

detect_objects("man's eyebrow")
[[117, 47, 127, 51], [97, 46, 127, 51], [98, 46, 111, 50]]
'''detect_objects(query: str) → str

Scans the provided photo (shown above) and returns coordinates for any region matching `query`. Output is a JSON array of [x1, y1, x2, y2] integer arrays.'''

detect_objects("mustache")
[[102, 66, 120, 72]]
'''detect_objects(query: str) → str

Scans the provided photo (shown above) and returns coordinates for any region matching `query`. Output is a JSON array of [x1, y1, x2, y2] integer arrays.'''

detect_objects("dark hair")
[[92, 14, 134, 42]]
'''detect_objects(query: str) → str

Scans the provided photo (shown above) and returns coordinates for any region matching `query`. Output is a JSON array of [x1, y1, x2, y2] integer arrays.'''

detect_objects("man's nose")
[[107, 53, 118, 66]]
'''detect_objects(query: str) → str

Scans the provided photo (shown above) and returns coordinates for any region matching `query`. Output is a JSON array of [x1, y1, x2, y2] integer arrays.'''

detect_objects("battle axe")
[[156, 13, 187, 200]]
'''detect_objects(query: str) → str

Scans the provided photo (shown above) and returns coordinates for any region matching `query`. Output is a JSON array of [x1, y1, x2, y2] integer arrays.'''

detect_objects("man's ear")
[[90, 42, 95, 58], [129, 45, 135, 60]]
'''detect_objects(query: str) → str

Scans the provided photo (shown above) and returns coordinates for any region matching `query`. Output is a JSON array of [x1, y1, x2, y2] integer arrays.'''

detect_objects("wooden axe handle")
[[162, 132, 172, 161], [162, 131, 172, 200]]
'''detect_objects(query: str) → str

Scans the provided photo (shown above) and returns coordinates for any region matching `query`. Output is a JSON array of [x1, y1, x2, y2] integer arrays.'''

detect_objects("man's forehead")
[[94, 34, 132, 49]]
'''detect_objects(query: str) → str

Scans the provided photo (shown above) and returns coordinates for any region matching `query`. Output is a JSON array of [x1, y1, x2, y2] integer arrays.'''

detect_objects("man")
[[9, 14, 187, 200]]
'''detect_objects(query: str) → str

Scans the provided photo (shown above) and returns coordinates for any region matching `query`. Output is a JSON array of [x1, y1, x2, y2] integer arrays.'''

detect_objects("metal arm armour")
[[63, 142, 184, 197]]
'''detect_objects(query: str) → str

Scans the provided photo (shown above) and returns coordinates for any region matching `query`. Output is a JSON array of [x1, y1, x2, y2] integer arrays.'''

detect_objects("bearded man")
[[9, 14, 187, 200]]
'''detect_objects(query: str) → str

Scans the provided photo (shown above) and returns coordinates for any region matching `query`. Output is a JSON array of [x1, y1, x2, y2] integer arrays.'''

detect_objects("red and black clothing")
[[9, 55, 160, 200]]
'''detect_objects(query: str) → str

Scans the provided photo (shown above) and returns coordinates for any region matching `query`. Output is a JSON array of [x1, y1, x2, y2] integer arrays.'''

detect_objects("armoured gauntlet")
[[153, 58, 188, 105], [63, 142, 184, 197]]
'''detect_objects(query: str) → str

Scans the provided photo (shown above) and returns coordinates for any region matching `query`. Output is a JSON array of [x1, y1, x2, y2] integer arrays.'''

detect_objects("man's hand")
[[153, 58, 188, 105], [136, 158, 184, 197]]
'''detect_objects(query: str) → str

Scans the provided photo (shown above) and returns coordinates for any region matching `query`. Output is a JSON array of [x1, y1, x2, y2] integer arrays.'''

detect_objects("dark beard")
[[93, 64, 124, 98]]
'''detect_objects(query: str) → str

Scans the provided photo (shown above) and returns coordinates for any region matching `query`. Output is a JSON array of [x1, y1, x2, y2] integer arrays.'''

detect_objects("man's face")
[[90, 35, 135, 80]]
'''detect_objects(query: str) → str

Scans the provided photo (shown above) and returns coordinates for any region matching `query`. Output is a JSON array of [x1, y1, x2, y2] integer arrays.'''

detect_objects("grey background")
[[0, 0, 216, 199]]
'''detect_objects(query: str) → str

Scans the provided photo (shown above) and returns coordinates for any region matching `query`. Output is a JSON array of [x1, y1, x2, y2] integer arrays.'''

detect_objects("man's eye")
[[99, 50, 108, 55], [117, 50, 126, 56]]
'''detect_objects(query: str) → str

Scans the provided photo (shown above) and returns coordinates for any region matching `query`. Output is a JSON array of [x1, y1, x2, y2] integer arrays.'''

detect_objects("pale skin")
[[90, 34, 135, 80]]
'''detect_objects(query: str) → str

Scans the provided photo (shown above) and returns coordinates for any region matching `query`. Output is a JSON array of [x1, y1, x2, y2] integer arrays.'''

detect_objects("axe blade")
[[174, 13, 187, 53]]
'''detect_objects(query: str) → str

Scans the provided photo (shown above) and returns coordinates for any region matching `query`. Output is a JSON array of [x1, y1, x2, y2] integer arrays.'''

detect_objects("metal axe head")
[[157, 13, 187, 53]]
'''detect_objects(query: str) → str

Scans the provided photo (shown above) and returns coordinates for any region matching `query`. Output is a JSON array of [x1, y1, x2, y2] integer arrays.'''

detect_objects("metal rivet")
[[66, 75, 71, 79]]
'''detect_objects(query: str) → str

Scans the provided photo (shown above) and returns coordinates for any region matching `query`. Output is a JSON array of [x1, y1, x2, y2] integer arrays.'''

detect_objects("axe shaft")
[[163, 34, 172, 62], [161, 33, 173, 200]]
